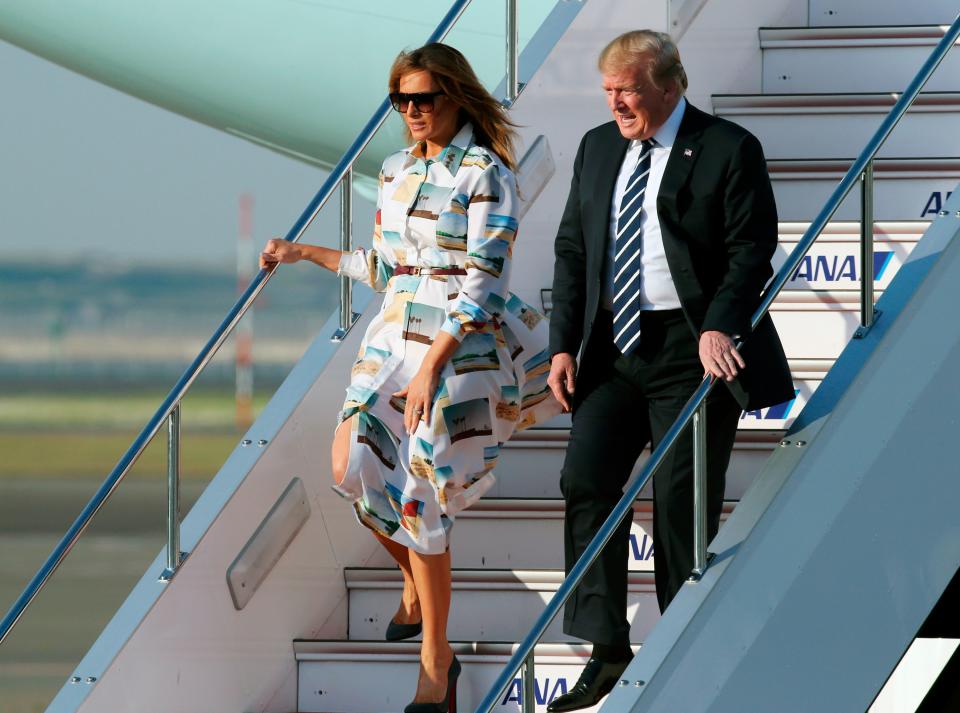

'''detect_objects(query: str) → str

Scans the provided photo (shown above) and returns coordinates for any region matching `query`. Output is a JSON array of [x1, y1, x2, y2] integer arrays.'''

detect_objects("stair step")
[[769, 158, 956, 221], [775, 220, 925, 290], [344, 568, 658, 643], [295, 641, 614, 713], [808, 0, 960, 27], [713, 92, 960, 159], [451, 499, 735, 570], [493, 431, 784, 499], [771, 291, 893, 360], [760, 26, 960, 93]]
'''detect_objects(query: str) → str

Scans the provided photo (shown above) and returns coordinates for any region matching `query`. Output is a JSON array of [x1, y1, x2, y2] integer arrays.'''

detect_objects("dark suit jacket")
[[549, 102, 794, 411]]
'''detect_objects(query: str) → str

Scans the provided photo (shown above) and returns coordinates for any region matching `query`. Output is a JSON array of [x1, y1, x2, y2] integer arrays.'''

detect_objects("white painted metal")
[[774, 221, 926, 291], [517, 134, 557, 216], [668, 0, 710, 41], [226, 476, 311, 611], [870, 638, 960, 712], [769, 159, 958, 221], [494, 432, 785, 502], [668, 0, 807, 111], [345, 569, 659, 643], [295, 641, 608, 713], [452, 500, 735, 571], [771, 301, 858, 359], [714, 93, 960, 159], [808, 0, 960, 27], [761, 26, 960, 93]]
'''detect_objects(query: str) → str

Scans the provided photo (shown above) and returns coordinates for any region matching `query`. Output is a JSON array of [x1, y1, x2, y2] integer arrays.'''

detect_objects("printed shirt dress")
[[333, 123, 560, 554]]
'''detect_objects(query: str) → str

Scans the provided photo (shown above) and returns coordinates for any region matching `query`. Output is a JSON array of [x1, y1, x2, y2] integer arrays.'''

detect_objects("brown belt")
[[394, 264, 467, 276]]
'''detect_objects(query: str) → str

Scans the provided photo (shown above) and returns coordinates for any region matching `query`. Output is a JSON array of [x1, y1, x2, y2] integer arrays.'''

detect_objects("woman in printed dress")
[[261, 43, 557, 712]]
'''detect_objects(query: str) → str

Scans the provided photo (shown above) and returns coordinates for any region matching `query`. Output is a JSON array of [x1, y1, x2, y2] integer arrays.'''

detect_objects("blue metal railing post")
[[690, 401, 709, 579], [332, 167, 357, 342], [505, 0, 520, 105], [159, 405, 183, 582], [858, 161, 876, 334]]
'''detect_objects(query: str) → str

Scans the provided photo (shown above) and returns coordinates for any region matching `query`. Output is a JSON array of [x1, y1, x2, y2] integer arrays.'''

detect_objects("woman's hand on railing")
[[259, 238, 303, 270], [261, 239, 348, 273]]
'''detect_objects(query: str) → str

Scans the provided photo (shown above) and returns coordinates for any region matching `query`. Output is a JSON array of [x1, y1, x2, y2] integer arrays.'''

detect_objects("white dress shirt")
[[602, 97, 687, 311]]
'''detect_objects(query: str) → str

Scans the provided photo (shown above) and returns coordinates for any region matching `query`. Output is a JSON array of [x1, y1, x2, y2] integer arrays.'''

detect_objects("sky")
[[0, 40, 375, 269]]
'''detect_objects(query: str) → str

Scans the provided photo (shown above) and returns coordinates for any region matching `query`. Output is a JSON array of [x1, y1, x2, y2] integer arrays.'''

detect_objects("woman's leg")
[[374, 534, 421, 625], [409, 548, 455, 703], [332, 416, 420, 625]]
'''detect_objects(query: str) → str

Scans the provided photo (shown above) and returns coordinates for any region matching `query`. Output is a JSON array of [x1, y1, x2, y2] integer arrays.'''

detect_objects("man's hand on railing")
[[699, 330, 745, 382]]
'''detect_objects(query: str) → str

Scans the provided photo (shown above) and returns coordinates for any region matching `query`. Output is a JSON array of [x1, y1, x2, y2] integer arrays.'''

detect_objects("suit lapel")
[[657, 104, 708, 317], [657, 105, 704, 222]]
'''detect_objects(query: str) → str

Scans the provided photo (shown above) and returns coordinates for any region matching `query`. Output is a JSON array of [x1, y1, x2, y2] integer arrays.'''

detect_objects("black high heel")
[[385, 618, 423, 641], [404, 655, 461, 713]]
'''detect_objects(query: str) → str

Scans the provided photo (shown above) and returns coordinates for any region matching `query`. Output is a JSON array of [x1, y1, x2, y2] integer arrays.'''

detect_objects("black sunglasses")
[[389, 91, 445, 113]]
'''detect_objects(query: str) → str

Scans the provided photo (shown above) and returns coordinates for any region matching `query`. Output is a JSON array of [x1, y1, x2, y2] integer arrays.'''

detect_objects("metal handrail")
[[474, 14, 960, 713], [0, 0, 475, 648]]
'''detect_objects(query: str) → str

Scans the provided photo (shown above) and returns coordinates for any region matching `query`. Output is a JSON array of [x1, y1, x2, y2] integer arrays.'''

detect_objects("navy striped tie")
[[613, 138, 656, 355]]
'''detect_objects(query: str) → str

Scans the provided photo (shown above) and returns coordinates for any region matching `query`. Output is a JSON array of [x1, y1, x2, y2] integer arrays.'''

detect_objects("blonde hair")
[[598, 30, 688, 95], [389, 43, 519, 172]]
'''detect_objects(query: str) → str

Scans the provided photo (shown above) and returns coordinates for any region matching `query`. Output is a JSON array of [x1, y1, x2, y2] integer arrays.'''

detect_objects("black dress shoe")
[[546, 657, 630, 712], [385, 618, 423, 641]]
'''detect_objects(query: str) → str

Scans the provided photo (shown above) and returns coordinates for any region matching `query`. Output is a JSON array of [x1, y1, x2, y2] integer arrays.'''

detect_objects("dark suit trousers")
[[560, 309, 741, 646]]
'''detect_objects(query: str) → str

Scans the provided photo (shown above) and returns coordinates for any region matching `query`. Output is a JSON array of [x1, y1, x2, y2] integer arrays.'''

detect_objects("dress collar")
[[404, 122, 474, 177]]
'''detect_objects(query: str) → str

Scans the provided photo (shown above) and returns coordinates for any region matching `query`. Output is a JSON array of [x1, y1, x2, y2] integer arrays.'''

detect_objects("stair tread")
[[760, 24, 954, 44], [294, 640, 613, 660], [344, 567, 656, 580], [768, 158, 960, 172], [715, 90, 960, 101], [461, 498, 738, 513]]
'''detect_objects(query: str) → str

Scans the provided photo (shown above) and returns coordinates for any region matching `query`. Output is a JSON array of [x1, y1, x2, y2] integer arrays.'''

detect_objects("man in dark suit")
[[545, 30, 794, 713]]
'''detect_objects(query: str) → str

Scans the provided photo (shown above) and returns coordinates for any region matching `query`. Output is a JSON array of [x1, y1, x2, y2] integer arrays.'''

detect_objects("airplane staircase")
[[300, 3, 960, 713], [2, 1, 959, 712]]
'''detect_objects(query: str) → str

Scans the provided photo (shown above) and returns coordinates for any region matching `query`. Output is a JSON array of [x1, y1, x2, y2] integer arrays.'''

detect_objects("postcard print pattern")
[[333, 123, 560, 553]]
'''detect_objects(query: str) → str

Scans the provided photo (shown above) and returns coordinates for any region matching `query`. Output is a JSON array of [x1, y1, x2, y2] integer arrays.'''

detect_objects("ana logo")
[[630, 532, 655, 562], [741, 389, 800, 422], [502, 677, 568, 706], [922, 191, 954, 217], [790, 252, 893, 283]]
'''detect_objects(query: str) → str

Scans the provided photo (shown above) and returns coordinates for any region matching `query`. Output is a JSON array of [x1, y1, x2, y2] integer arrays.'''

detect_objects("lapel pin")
[[683, 148, 694, 158]]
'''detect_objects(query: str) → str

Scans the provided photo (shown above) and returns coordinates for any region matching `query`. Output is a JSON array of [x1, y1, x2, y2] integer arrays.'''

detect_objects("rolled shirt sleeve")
[[337, 170, 396, 292], [440, 161, 518, 342]]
